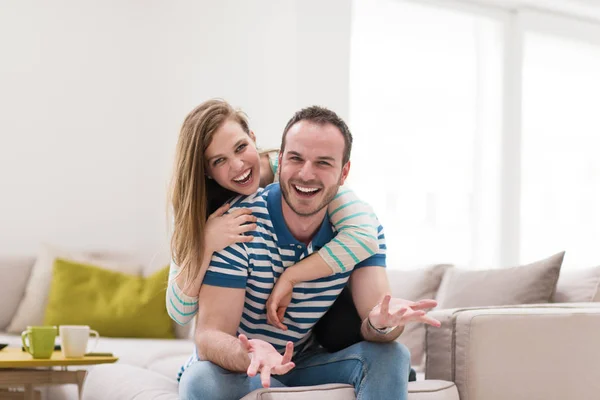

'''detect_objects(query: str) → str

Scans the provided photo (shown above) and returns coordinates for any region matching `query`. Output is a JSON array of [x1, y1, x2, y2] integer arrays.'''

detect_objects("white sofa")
[[2, 252, 600, 400]]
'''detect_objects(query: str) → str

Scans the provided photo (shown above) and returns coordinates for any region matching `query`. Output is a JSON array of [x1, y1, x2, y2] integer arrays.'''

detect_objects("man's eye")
[[236, 144, 247, 152], [290, 156, 302, 161], [318, 161, 331, 166]]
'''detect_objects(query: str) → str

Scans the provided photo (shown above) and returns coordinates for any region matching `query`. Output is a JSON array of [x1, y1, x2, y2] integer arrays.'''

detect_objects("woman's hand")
[[266, 277, 294, 331], [239, 334, 295, 388], [204, 203, 257, 253]]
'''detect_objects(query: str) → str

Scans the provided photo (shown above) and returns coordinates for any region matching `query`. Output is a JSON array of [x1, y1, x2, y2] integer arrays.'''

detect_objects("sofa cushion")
[[82, 364, 179, 400], [239, 381, 459, 400], [0, 256, 34, 331], [388, 265, 451, 370], [6, 243, 142, 334], [553, 265, 600, 303], [44, 258, 174, 339], [435, 252, 564, 309]]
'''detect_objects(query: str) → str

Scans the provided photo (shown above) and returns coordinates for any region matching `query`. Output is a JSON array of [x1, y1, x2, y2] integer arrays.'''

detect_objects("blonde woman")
[[167, 99, 379, 330]]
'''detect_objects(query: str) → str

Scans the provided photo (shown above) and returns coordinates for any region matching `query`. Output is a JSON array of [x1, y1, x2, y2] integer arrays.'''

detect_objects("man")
[[178, 106, 441, 400]]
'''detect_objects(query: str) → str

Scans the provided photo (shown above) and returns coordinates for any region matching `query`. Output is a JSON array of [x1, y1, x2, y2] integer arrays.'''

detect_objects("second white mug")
[[59, 325, 99, 358]]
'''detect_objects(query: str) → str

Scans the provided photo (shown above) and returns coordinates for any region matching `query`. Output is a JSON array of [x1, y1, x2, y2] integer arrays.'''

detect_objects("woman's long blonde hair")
[[169, 99, 250, 289]]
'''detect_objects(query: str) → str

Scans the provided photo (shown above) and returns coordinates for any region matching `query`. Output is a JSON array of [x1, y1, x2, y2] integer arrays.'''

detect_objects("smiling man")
[[178, 106, 441, 400]]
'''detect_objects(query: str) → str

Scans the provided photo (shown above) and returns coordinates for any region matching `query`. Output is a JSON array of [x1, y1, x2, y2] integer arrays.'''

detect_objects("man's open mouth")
[[232, 169, 253, 186], [293, 184, 321, 198]]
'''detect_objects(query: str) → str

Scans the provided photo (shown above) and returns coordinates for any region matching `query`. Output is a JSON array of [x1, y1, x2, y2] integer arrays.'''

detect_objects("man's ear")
[[249, 130, 257, 143], [339, 160, 351, 186]]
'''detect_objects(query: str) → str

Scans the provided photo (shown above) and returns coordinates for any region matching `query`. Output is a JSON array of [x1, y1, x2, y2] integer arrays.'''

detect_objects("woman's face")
[[204, 119, 261, 196]]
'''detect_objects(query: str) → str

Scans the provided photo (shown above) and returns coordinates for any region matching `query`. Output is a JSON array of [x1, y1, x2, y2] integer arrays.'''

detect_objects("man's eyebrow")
[[207, 139, 246, 162], [287, 151, 336, 162]]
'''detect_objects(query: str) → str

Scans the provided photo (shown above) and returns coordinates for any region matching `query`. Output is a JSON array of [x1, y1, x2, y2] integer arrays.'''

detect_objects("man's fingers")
[[239, 334, 252, 351], [410, 299, 438, 310], [281, 341, 294, 365], [260, 366, 272, 388], [380, 294, 391, 317], [272, 362, 295, 375], [247, 356, 261, 377]]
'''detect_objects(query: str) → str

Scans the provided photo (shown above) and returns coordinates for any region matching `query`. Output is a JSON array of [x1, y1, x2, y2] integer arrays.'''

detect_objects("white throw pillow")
[[6, 243, 142, 334], [0, 256, 35, 331]]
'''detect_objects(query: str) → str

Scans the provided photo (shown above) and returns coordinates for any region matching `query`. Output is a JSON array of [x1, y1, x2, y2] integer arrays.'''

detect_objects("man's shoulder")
[[228, 183, 278, 211]]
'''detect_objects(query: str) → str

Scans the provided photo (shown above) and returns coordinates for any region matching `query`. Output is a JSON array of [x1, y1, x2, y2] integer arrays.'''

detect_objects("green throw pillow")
[[44, 258, 175, 339]]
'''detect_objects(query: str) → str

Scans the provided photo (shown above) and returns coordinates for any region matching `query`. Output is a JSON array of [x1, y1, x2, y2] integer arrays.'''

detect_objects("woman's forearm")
[[280, 253, 333, 285]]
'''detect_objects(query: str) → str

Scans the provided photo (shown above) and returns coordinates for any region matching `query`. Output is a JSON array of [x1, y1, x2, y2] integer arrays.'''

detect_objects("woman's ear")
[[249, 130, 257, 143]]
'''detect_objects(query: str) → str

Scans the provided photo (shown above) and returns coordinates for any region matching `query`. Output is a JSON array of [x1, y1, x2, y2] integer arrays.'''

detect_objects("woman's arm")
[[266, 187, 379, 329], [166, 204, 257, 326]]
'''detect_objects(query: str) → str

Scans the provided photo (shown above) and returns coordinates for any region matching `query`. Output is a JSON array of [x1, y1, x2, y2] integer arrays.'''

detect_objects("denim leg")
[[178, 360, 286, 400], [279, 341, 410, 400]]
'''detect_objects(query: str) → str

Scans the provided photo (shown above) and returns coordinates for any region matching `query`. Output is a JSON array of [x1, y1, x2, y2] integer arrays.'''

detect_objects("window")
[[521, 27, 600, 268], [349, 0, 504, 268]]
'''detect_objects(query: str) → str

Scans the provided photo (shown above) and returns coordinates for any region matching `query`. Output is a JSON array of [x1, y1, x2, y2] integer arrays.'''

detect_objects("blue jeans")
[[179, 341, 411, 400]]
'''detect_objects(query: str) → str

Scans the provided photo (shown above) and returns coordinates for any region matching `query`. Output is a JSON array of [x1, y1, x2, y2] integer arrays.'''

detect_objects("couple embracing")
[[166, 99, 440, 400]]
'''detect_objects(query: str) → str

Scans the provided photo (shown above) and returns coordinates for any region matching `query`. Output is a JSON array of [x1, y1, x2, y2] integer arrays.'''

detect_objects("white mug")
[[59, 325, 99, 358]]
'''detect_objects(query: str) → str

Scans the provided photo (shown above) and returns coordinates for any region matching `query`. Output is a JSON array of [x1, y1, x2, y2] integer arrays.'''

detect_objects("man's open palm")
[[239, 334, 295, 388], [368, 295, 442, 329]]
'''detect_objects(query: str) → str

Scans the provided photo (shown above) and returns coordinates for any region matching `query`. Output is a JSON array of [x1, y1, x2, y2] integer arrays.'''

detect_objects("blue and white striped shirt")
[[180, 183, 386, 377]]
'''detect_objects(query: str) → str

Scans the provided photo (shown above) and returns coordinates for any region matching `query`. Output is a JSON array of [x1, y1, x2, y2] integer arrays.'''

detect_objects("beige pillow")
[[435, 252, 565, 309], [6, 243, 142, 334], [388, 264, 452, 371], [553, 265, 600, 303], [0, 256, 35, 331]]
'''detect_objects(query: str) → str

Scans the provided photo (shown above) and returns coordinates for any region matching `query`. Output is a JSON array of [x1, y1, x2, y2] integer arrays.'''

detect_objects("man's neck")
[[281, 199, 327, 245]]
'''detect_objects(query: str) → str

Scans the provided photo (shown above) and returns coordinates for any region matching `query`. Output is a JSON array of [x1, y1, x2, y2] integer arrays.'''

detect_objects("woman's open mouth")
[[232, 168, 254, 187], [293, 184, 321, 198]]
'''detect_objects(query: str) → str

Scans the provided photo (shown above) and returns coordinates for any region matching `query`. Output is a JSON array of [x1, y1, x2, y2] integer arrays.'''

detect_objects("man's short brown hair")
[[280, 106, 353, 165]]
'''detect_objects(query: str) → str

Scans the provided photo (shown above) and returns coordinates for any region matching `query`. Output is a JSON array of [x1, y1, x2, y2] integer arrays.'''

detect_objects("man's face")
[[279, 121, 350, 217]]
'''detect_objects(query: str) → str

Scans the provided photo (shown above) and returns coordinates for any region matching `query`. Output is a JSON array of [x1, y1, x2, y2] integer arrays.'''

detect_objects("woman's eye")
[[213, 158, 224, 166], [236, 144, 248, 152]]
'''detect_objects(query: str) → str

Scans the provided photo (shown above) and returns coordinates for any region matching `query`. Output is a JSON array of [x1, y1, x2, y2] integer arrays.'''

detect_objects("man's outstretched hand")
[[239, 334, 295, 388], [368, 295, 442, 330]]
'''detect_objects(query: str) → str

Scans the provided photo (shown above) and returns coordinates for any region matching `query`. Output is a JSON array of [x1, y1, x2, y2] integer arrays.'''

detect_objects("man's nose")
[[298, 162, 316, 181]]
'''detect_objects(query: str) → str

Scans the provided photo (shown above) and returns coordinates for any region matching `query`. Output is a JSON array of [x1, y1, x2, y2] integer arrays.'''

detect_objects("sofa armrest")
[[425, 303, 600, 400]]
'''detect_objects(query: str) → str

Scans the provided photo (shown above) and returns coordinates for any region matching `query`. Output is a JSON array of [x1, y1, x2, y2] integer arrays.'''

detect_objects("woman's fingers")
[[208, 203, 231, 219], [236, 234, 254, 243], [276, 307, 287, 330], [237, 223, 257, 234], [229, 208, 253, 218], [235, 213, 257, 224]]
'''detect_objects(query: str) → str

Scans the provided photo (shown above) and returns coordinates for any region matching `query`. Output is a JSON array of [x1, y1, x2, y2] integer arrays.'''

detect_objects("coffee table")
[[0, 347, 118, 400]]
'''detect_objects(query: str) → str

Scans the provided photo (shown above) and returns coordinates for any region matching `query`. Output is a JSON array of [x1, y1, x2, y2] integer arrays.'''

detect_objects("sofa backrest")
[[0, 256, 35, 331]]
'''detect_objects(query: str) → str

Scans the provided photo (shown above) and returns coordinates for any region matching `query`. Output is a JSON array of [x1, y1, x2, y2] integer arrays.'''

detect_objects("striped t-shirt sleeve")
[[318, 187, 382, 273], [203, 243, 250, 289], [166, 260, 199, 326]]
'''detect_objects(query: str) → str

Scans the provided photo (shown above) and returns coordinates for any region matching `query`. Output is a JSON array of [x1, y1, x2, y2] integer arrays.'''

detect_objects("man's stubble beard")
[[280, 179, 341, 217]]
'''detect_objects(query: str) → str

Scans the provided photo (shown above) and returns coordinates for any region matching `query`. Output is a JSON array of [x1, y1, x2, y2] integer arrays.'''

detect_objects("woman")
[[166, 99, 379, 330]]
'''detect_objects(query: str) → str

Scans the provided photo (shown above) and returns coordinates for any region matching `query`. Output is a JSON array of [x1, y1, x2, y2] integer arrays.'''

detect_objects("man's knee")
[[355, 341, 411, 369], [179, 361, 238, 400]]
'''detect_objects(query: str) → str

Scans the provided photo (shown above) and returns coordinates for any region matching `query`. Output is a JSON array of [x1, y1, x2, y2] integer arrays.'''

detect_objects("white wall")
[[0, 0, 351, 259]]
